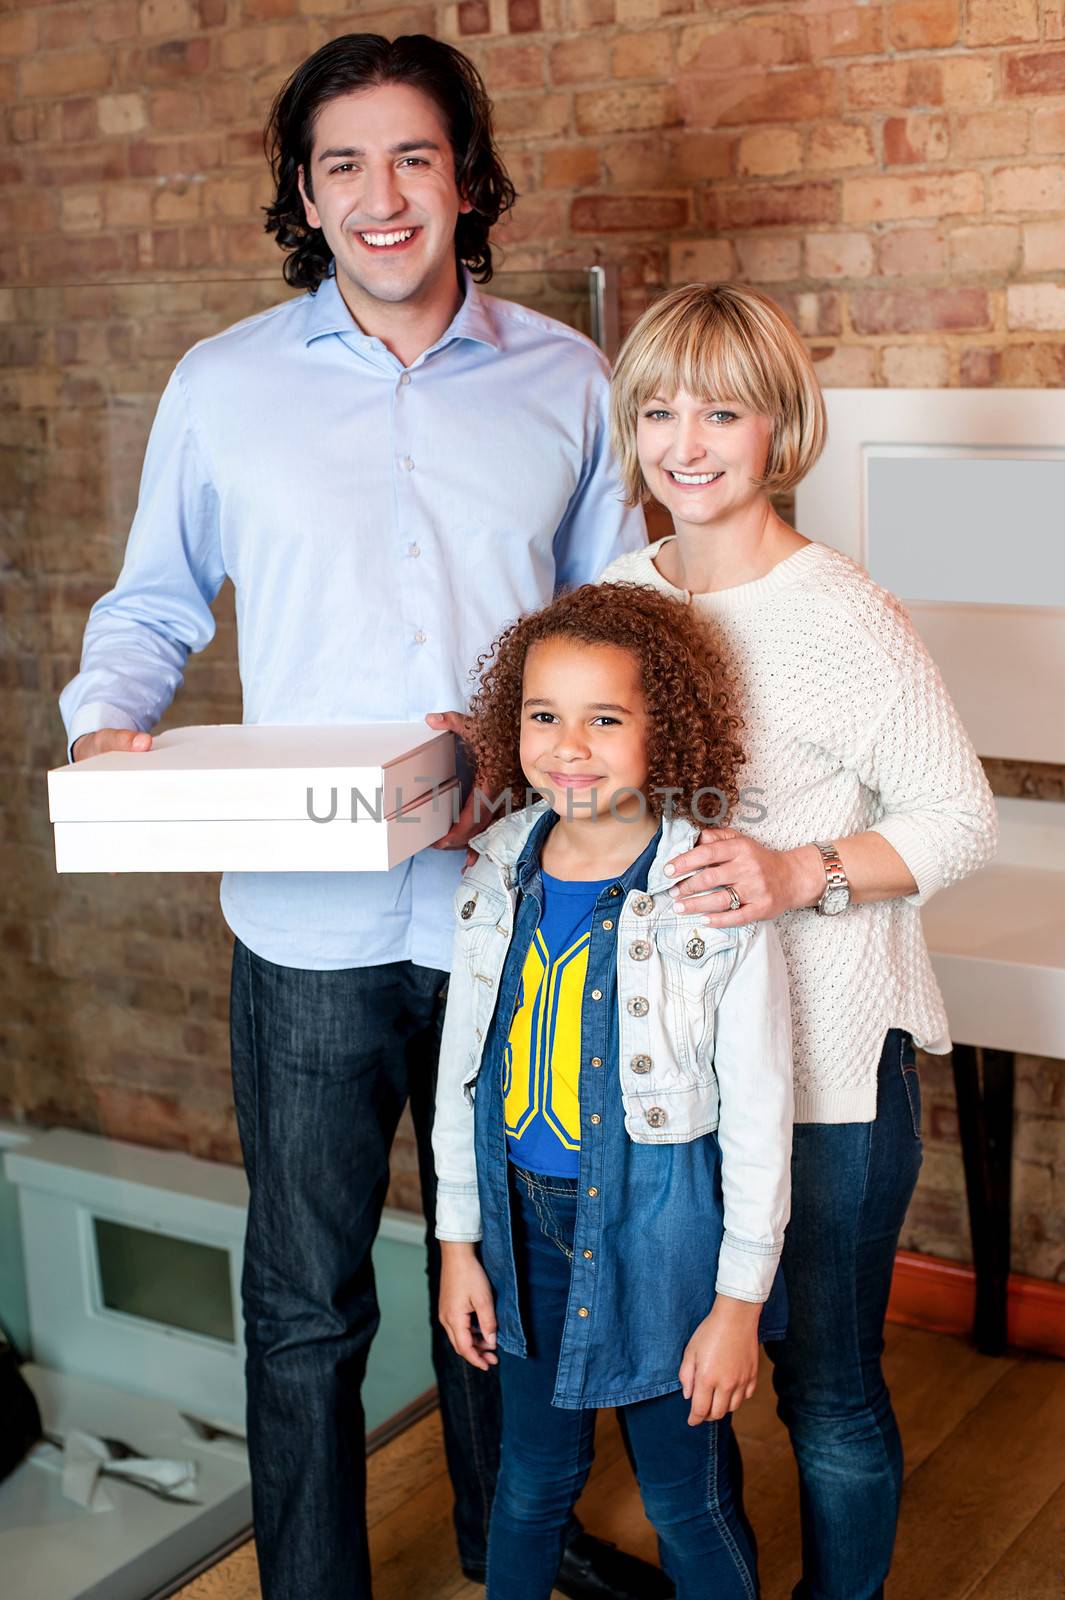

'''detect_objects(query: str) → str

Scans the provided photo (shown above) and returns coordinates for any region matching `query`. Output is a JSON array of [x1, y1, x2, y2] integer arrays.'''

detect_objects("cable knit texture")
[[598, 538, 998, 1124]]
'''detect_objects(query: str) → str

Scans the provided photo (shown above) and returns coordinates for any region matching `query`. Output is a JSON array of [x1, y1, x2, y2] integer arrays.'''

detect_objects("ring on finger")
[[722, 884, 742, 913]]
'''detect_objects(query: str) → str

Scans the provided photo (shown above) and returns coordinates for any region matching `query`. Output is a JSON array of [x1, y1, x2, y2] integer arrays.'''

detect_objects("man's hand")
[[665, 826, 823, 927], [679, 1297, 761, 1425], [425, 710, 486, 860], [439, 1242, 498, 1371], [72, 729, 153, 763]]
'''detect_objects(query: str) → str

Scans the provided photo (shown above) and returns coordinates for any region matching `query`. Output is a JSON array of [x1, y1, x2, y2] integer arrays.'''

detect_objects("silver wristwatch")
[[813, 841, 850, 916]]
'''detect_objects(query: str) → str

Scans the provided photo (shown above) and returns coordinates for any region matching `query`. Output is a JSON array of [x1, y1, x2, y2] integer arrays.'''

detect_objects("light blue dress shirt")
[[59, 272, 646, 971]]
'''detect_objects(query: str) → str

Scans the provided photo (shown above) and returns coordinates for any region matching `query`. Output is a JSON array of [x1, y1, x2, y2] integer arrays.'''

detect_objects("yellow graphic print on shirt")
[[504, 928, 589, 1156]]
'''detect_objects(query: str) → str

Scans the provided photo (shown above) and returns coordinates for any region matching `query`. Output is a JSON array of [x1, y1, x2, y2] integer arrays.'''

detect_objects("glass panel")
[[94, 1216, 236, 1344]]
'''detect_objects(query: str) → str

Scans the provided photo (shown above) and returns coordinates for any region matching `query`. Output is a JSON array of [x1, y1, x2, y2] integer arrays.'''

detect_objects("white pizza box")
[[48, 722, 459, 873]]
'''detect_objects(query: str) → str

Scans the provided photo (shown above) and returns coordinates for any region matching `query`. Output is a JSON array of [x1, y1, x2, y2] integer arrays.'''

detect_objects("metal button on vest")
[[629, 939, 651, 961], [627, 996, 649, 1018], [631, 894, 654, 916], [686, 935, 706, 959], [582, 1248, 593, 1260], [589, 1113, 601, 1125], [577, 1307, 590, 1318], [591, 988, 603, 1001], [460, 900, 476, 920], [609, 886, 620, 897], [601, 919, 614, 931], [631, 1054, 652, 1075], [587, 1186, 598, 1197], [646, 1107, 667, 1128], [590, 1056, 603, 1068]]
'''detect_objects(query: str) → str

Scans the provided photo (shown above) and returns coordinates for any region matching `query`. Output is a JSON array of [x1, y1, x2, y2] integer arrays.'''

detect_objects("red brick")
[[550, 37, 609, 83], [950, 224, 1019, 275], [806, 122, 875, 172], [242, 0, 296, 15], [953, 111, 1029, 160], [1007, 283, 1065, 331], [611, 29, 672, 79], [1005, 49, 1065, 97], [843, 172, 983, 224], [139, 0, 196, 32], [148, 87, 202, 130], [457, 0, 490, 34], [776, 289, 841, 338], [668, 237, 735, 284], [62, 99, 100, 145], [599, 134, 673, 187], [888, 0, 959, 50], [41, 10, 95, 50], [495, 91, 571, 139], [541, 144, 600, 189], [1033, 108, 1065, 153], [119, 38, 212, 82], [1022, 220, 1065, 272], [98, 92, 147, 136], [998, 344, 1065, 385], [93, 0, 139, 42], [575, 84, 677, 136], [881, 344, 950, 388], [965, 0, 1038, 45], [850, 288, 990, 335], [878, 226, 948, 275], [706, 181, 837, 230], [990, 164, 1065, 212], [667, 131, 733, 183], [738, 129, 802, 177], [681, 67, 839, 128], [570, 193, 688, 233], [21, 49, 113, 98], [0, 14, 38, 56], [884, 115, 949, 165], [734, 234, 801, 282], [677, 13, 809, 72], [959, 346, 997, 386], [485, 42, 544, 90], [807, 6, 883, 57], [804, 230, 874, 280], [129, 136, 222, 178], [508, 0, 542, 33]]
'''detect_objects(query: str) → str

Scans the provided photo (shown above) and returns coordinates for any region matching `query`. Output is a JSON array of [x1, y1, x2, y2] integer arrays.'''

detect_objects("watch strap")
[[814, 840, 849, 913]]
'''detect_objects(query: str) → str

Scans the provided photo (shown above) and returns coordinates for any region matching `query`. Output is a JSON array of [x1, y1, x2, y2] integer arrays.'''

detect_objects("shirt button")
[[627, 996, 649, 1018], [583, 1248, 593, 1260], [632, 894, 654, 916], [646, 1106, 667, 1127], [401, 455, 414, 471], [407, 542, 421, 558], [414, 630, 427, 644], [577, 1306, 590, 1318], [609, 886, 620, 897], [601, 919, 614, 931], [631, 1054, 652, 1075], [399, 372, 411, 385], [686, 935, 706, 959], [589, 1113, 601, 1125], [590, 1056, 602, 1068], [587, 1186, 598, 1197], [629, 940, 651, 961], [591, 988, 603, 1001]]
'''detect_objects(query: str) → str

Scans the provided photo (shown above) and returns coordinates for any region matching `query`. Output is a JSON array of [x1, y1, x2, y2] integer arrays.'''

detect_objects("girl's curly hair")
[[263, 33, 516, 291], [465, 584, 746, 825]]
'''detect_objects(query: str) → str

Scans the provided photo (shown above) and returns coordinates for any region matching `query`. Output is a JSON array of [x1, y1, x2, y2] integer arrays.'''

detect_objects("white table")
[[921, 797, 1065, 1353]]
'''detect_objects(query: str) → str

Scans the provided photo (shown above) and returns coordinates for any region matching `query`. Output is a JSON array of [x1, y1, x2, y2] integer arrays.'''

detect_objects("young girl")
[[432, 583, 794, 1600], [600, 283, 998, 1600]]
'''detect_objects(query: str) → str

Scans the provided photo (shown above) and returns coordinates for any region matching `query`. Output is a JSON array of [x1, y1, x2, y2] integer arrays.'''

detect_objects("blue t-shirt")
[[504, 870, 615, 1178]]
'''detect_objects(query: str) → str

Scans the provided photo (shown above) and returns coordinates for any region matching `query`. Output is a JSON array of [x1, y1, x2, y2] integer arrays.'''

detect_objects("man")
[[60, 32, 662, 1600]]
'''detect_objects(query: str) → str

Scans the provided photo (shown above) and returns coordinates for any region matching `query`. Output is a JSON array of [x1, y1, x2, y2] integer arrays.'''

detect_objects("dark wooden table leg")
[[951, 1043, 1015, 1356]]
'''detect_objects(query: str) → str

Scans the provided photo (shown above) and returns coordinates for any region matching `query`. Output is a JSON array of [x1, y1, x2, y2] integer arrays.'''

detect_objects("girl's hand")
[[665, 827, 823, 927], [439, 1243, 498, 1371], [679, 1297, 761, 1425]]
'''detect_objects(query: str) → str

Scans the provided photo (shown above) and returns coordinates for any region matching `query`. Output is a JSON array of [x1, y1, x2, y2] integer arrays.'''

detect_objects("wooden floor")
[[175, 1325, 1065, 1599]]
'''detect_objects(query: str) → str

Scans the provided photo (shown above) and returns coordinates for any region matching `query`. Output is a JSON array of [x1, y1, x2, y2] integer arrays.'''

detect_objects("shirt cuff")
[[868, 815, 944, 907], [715, 1232, 782, 1304], [434, 1181, 482, 1243], [64, 702, 143, 763]]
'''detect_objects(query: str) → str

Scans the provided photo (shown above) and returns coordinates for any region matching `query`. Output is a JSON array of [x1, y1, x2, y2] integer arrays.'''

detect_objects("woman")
[[600, 282, 997, 1600]]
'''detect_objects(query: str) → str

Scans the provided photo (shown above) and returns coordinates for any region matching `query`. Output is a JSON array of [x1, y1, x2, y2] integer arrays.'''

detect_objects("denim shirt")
[[435, 805, 790, 1410]]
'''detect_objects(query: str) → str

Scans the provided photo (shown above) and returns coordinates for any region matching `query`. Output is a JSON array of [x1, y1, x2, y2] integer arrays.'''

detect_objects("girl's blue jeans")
[[486, 1165, 759, 1600]]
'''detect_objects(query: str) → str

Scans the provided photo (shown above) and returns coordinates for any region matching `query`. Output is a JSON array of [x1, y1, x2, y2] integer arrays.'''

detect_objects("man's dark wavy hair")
[[263, 33, 517, 291]]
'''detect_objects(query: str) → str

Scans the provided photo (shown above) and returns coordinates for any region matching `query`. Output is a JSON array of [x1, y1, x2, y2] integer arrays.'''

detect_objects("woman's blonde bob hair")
[[609, 282, 827, 505]]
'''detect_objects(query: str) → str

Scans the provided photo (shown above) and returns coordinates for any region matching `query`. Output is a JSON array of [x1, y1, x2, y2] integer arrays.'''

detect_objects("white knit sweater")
[[599, 537, 998, 1124]]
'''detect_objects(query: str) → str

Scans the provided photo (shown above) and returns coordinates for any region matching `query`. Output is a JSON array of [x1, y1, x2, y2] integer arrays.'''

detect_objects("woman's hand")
[[679, 1297, 761, 1425], [439, 1243, 498, 1371], [665, 827, 823, 927]]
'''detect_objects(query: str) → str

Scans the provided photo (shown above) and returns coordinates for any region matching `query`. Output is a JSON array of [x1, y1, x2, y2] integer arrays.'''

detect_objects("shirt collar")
[[512, 812, 664, 898], [303, 267, 501, 354]]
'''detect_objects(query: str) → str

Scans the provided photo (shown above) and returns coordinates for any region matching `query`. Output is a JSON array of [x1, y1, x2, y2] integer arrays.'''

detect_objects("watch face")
[[821, 886, 849, 916]]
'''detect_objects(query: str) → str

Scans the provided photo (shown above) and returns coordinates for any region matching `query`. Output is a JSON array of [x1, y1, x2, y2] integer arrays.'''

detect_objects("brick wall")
[[1, 0, 1062, 1279]]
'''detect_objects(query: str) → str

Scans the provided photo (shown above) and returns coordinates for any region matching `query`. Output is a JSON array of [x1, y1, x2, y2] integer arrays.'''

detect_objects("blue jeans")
[[229, 943, 502, 1600], [488, 1166, 759, 1600], [765, 1029, 923, 1600]]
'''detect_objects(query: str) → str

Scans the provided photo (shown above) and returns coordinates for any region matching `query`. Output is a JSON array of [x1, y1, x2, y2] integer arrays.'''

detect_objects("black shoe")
[[555, 1532, 674, 1600]]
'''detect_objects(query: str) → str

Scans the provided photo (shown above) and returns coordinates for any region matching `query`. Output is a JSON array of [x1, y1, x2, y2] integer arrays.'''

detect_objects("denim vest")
[[467, 808, 788, 1410]]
